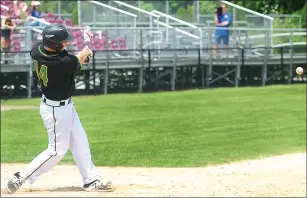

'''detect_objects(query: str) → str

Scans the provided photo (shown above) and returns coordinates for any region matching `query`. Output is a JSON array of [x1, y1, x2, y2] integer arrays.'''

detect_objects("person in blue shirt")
[[31, 5, 41, 18], [214, 4, 232, 57], [25, 1, 46, 27]]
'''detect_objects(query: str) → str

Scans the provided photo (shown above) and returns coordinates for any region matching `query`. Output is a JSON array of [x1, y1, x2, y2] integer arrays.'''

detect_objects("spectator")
[[31, 1, 41, 18], [214, 3, 232, 58], [13, 0, 29, 20], [25, 1, 46, 27], [1, 10, 16, 63]]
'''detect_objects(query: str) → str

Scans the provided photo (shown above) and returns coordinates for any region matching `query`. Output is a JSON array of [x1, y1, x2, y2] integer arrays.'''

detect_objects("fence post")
[[58, 0, 61, 19], [199, 48, 204, 88], [78, 0, 81, 25], [171, 28, 177, 91], [288, 32, 294, 84], [199, 28, 203, 58], [27, 62, 33, 99], [269, 19, 273, 56], [281, 46, 284, 71], [262, 47, 268, 86], [26, 28, 33, 99], [92, 51, 96, 93], [148, 49, 152, 87], [165, 0, 169, 42], [148, 50, 151, 68], [241, 48, 245, 67], [235, 48, 243, 87], [138, 29, 144, 93], [206, 28, 213, 87], [104, 31, 109, 95], [133, 18, 137, 59]]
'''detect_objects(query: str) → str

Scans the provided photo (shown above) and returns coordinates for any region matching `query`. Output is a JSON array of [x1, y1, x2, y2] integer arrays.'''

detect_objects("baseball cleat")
[[6, 172, 25, 194], [83, 179, 114, 192]]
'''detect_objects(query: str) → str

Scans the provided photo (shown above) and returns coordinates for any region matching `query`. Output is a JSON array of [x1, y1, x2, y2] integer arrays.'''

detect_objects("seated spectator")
[[1, 10, 16, 63], [13, 0, 29, 20], [31, 1, 41, 18], [25, 1, 46, 27]]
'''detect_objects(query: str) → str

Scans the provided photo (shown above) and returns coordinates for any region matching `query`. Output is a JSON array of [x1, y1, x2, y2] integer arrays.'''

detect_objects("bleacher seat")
[[93, 32, 99, 40], [56, 17, 64, 24], [1, 1, 130, 53], [64, 19, 72, 26], [118, 38, 127, 50], [110, 39, 120, 50], [77, 43, 84, 51], [45, 12, 56, 23], [12, 39, 21, 52]]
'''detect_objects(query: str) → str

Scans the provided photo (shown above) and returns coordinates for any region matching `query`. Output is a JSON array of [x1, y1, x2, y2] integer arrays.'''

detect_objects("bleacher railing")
[[2, 26, 306, 57], [1, 43, 306, 98]]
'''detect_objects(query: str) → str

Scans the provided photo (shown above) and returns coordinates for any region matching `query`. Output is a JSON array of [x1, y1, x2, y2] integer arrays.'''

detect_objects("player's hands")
[[76, 46, 93, 65], [85, 46, 93, 57], [84, 56, 90, 64], [84, 47, 92, 64]]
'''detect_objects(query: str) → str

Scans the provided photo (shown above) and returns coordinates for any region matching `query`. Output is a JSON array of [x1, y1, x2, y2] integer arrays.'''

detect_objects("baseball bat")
[[83, 26, 93, 64]]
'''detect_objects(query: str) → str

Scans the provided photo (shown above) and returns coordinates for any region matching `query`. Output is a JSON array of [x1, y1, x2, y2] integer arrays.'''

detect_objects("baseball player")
[[6, 24, 113, 194]]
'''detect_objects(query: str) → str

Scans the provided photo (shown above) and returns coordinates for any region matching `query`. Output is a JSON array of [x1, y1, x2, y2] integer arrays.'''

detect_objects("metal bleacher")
[[1, 0, 306, 62], [0, 0, 306, 98]]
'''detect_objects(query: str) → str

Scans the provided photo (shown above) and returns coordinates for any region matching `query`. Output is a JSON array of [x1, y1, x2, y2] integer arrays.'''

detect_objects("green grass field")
[[1, 85, 306, 167]]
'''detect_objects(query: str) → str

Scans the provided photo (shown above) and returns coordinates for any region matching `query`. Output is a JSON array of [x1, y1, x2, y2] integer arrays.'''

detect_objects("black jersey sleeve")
[[30, 42, 42, 59], [60, 54, 82, 72]]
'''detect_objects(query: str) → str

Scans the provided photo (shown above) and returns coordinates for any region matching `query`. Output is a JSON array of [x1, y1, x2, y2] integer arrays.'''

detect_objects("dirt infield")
[[1, 105, 37, 112], [1, 152, 306, 197]]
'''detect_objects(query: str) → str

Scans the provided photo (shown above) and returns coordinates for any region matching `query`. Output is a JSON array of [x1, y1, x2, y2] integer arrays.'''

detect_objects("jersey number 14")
[[34, 60, 48, 87]]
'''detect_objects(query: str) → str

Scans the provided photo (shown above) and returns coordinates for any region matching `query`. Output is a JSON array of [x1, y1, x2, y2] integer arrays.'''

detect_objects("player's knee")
[[46, 147, 68, 157], [55, 147, 69, 157]]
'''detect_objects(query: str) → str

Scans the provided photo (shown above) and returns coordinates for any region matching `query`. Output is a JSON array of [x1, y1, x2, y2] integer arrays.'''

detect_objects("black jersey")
[[30, 42, 82, 101]]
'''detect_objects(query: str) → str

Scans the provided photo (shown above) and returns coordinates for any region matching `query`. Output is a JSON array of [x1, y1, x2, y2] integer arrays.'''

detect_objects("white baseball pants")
[[19, 96, 99, 185]]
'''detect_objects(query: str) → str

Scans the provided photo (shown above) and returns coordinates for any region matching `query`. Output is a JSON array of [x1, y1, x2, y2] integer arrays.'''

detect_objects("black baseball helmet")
[[42, 24, 73, 52]]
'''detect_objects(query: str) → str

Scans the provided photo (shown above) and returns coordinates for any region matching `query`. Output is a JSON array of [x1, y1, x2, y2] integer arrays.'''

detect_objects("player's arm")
[[10, 20, 16, 30], [217, 14, 232, 26], [1, 19, 12, 29], [218, 21, 228, 26], [61, 47, 92, 72], [214, 14, 219, 26]]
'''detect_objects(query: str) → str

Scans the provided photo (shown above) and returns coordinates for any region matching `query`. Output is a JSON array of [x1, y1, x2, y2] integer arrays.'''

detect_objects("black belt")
[[42, 97, 72, 107]]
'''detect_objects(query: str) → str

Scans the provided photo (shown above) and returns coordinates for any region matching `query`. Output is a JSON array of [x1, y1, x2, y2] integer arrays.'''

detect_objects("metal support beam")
[[90, 1, 137, 18], [209, 69, 236, 85]]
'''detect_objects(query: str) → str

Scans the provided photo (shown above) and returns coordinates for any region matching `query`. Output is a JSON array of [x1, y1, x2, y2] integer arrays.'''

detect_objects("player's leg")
[[6, 102, 73, 194], [69, 106, 113, 192], [213, 35, 221, 58], [1, 36, 10, 64], [221, 35, 229, 58]]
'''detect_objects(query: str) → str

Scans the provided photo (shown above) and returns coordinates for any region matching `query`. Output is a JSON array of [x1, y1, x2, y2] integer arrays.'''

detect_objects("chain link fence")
[[79, 0, 136, 27], [271, 14, 302, 29]]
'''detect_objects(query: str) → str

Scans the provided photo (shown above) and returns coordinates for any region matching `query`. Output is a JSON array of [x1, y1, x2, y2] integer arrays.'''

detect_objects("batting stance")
[[6, 24, 113, 194]]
